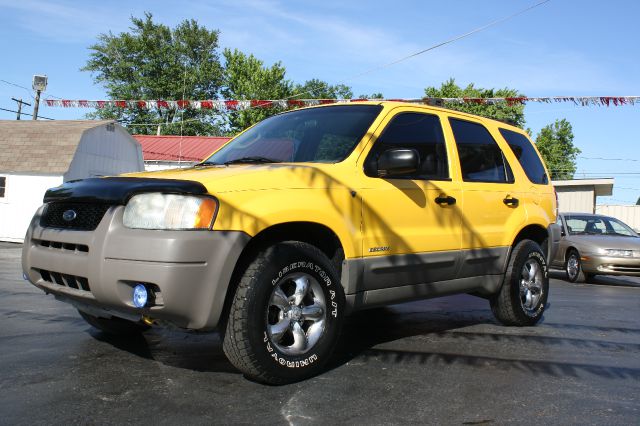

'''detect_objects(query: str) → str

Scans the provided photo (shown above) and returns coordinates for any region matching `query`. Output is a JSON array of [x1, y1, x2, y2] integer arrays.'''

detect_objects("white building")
[[0, 120, 144, 242], [552, 178, 614, 214]]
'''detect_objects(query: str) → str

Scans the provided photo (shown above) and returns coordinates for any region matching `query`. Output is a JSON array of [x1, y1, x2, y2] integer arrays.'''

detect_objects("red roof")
[[133, 135, 231, 162]]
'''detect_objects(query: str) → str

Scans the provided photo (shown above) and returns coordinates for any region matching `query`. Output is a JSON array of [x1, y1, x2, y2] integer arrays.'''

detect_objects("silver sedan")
[[549, 213, 640, 282]]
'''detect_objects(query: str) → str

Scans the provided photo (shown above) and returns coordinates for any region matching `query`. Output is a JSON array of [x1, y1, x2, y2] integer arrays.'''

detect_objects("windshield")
[[203, 105, 382, 165], [564, 215, 638, 237]]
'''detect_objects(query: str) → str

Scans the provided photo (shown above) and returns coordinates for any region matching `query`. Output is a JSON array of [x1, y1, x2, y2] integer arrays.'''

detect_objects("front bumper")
[[22, 205, 249, 330], [581, 254, 640, 276]]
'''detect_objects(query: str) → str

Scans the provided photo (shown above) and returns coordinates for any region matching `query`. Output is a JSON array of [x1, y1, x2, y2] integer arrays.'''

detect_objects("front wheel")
[[491, 240, 549, 326], [565, 249, 584, 283], [223, 241, 345, 385]]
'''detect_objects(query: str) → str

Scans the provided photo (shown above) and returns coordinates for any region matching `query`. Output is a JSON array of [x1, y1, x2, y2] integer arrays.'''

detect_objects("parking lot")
[[1, 241, 639, 425]]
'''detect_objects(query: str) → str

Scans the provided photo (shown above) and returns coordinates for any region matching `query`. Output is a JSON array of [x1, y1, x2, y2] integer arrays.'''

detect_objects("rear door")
[[447, 117, 527, 277]]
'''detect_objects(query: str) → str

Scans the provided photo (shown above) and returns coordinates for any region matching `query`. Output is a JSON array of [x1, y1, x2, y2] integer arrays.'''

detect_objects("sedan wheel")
[[565, 250, 581, 283]]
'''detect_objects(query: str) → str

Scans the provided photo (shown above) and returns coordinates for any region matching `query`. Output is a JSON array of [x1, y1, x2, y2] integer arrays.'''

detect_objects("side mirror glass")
[[376, 148, 419, 177]]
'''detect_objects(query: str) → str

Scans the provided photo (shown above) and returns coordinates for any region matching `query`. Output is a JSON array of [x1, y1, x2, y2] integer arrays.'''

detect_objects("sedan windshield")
[[564, 215, 638, 237], [203, 105, 382, 165]]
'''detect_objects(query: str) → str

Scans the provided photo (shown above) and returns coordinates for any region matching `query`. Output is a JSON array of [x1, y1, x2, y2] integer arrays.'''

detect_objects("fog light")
[[133, 284, 148, 308]]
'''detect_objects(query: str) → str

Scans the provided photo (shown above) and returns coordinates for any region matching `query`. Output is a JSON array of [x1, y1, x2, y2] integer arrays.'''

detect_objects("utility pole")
[[11, 98, 31, 120], [32, 75, 48, 120]]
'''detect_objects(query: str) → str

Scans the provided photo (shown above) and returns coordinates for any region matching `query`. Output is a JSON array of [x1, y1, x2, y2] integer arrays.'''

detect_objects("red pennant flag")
[[251, 100, 273, 108]]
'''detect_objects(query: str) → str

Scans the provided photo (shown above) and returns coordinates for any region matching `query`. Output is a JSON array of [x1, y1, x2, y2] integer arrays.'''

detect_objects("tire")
[[491, 239, 549, 326], [78, 310, 149, 336], [223, 241, 345, 385], [565, 249, 585, 283]]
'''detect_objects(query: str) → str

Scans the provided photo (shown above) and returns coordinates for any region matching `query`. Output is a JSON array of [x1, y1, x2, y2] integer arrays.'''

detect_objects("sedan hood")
[[567, 234, 640, 250]]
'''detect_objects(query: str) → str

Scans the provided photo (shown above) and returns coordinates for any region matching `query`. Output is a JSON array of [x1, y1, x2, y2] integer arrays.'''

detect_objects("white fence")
[[595, 205, 640, 232]]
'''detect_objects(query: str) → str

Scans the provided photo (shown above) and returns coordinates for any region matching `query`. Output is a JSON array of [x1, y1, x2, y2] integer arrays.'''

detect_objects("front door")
[[358, 109, 463, 291]]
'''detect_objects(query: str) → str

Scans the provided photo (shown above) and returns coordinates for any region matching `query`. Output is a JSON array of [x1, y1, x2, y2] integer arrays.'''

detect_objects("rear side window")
[[449, 118, 512, 183], [365, 112, 449, 179], [499, 128, 548, 184]]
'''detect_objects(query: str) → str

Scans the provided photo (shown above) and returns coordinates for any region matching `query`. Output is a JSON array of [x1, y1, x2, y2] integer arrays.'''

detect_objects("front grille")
[[37, 269, 91, 292], [40, 202, 111, 231], [36, 239, 89, 253]]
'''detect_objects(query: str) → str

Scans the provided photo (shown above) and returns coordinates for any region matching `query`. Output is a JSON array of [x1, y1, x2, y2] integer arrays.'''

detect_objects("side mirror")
[[376, 149, 419, 177]]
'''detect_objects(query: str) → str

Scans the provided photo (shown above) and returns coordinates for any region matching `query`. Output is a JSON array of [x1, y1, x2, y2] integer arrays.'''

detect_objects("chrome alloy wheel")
[[566, 254, 579, 281], [266, 272, 327, 355], [520, 258, 544, 314]]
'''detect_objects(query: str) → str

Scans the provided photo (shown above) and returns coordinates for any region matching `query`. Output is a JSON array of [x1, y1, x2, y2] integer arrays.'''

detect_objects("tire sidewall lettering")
[[519, 248, 548, 318], [264, 258, 339, 369]]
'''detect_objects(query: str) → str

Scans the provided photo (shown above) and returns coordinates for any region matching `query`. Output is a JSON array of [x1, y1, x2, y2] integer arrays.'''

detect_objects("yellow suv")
[[22, 102, 559, 384]]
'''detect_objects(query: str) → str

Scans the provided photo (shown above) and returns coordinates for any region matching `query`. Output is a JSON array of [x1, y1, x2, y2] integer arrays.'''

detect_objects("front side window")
[[499, 128, 548, 184], [203, 105, 382, 165], [450, 118, 512, 183], [365, 112, 449, 179]]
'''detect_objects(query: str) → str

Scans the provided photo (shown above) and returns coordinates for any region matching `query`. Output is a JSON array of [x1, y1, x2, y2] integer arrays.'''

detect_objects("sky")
[[0, 0, 639, 204]]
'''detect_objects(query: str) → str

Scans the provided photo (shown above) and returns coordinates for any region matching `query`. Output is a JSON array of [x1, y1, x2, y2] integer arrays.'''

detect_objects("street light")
[[32, 75, 48, 120]]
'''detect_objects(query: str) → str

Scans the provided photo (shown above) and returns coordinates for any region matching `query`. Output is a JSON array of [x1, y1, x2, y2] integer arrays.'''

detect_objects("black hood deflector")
[[43, 177, 208, 204]]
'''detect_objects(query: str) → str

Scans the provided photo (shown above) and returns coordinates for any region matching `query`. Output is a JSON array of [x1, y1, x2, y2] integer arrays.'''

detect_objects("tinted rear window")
[[499, 128, 548, 184], [449, 118, 512, 183]]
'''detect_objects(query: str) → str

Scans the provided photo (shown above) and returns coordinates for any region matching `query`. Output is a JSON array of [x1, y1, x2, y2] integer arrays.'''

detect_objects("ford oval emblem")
[[62, 210, 77, 222]]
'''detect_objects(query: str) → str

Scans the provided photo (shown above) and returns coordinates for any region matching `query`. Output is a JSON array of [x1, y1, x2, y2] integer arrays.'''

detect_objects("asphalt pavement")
[[1, 242, 639, 425]]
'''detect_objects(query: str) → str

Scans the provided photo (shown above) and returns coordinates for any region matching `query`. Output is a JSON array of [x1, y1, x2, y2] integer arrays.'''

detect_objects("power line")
[[240, 0, 553, 111], [579, 156, 640, 162], [0, 107, 54, 120], [0, 78, 63, 100], [345, 0, 552, 82]]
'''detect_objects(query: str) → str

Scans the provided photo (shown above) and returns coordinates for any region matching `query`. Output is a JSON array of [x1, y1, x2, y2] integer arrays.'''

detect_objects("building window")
[[0, 177, 5, 198]]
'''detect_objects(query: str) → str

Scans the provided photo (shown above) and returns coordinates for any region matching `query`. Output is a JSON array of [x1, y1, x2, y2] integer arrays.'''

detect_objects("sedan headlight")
[[123, 193, 218, 230], [601, 248, 634, 257]]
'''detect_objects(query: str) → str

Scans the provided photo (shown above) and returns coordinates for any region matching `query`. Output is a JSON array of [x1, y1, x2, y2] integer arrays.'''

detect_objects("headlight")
[[123, 193, 218, 230], [602, 249, 633, 257]]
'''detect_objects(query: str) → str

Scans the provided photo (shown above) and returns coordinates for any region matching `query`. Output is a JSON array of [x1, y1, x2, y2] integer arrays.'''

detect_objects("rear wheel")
[[491, 240, 549, 326], [223, 241, 345, 385], [78, 310, 149, 336]]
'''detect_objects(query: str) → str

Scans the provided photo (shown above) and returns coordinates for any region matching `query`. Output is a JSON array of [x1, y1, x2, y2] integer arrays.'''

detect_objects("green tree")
[[358, 92, 384, 99], [222, 48, 293, 133], [535, 119, 581, 180], [294, 79, 353, 100], [424, 78, 526, 128], [83, 13, 224, 135]]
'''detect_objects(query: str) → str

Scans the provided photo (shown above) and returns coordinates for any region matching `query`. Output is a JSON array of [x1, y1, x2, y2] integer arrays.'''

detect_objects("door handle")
[[435, 195, 456, 206], [503, 196, 519, 207]]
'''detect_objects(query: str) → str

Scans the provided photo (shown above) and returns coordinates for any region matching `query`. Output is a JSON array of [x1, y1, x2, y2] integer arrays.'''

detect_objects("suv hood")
[[123, 163, 349, 194]]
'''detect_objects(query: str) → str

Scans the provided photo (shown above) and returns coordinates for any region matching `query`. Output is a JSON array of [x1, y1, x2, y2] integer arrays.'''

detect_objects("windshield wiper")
[[193, 161, 223, 167], [223, 156, 280, 165]]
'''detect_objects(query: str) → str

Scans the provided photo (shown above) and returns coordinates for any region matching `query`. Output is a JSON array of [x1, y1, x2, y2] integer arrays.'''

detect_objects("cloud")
[[0, 0, 126, 43]]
